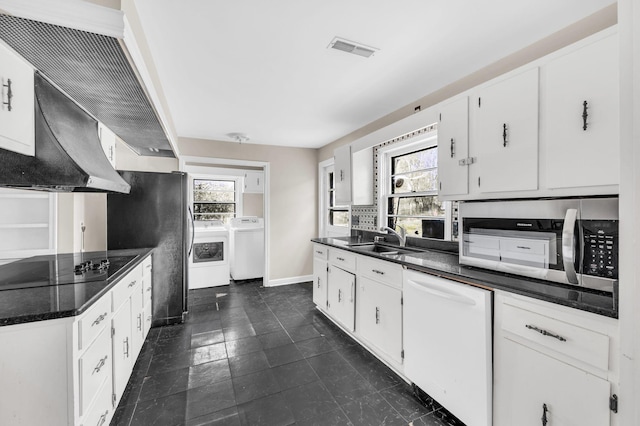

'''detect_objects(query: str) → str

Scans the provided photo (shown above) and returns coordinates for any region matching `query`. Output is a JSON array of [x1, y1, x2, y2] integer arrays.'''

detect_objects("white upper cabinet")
[[541, 32, 619, 190], [244, 171, 264, 193], [437, 97, 469, 197], [352, 147, 374, 205], [0, 41, 34, 156], [474, 67, 539, 194], [98, 122, 117, 168], [334, 144, 352, 205]]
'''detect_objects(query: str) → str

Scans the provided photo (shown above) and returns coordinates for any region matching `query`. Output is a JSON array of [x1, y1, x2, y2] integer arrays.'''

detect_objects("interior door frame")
[[180, 156, 270, 287]]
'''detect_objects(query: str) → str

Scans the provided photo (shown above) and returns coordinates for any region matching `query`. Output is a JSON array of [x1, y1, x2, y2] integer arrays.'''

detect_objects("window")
[[319, 162, 349, 237], [328, 169, 349, 228], [193, 179, 236, 223], [380, 134, 449, 240]]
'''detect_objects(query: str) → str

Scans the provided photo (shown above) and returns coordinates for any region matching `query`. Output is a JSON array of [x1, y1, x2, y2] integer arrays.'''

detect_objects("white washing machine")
[[229, 217, 264, 280], [189, 221, 230, 288]]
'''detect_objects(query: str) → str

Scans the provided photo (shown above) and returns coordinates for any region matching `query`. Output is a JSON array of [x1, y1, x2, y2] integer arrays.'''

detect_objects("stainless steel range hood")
[[0, 73, 130, 193], [0, 12, 175, 158]]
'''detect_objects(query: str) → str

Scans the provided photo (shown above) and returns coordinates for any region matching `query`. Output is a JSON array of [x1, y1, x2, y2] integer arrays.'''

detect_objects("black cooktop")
[[0, 252, 138, 291]]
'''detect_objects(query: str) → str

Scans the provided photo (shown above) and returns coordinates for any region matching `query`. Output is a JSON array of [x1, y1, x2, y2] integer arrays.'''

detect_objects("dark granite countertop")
[[0, 248, 153, 326], [312, 237, 617, 319]]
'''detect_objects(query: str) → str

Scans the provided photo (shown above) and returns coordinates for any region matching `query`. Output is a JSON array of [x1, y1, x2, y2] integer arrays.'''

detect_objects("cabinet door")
[[313, 258, 328, 310], [327, 265, 355, 331], [244, 171, 264, 193], [334, 144, 352, 205], [438, 97, 469, 196], [98, 122, 117, 168], [0, 41, 34, 156], [542, 33, 618, 189], [130, 286, 145, 360], [352, 147, 374, 205], [112, 299, 133, 404], [475, 68, 539, 193], [494, 337, 611, 426], [358, 276, 402, 364]]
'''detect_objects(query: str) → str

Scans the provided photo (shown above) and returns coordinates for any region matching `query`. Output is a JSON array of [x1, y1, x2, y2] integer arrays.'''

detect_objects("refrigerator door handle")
[[188, 205, 195, 257]]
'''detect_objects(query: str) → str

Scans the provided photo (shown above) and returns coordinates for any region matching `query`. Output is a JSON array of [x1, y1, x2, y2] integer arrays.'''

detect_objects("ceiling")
[[134, 0, 615, 149]]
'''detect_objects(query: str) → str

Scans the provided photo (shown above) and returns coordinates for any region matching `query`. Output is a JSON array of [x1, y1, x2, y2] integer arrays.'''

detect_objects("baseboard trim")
[[266, 275, 313, 287]]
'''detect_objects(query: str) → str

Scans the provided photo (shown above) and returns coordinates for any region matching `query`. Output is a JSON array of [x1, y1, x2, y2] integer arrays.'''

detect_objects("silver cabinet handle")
[[92, 355, 108, 375], [128, 280, 137, 288], [338, 289, 342, 303], [372, 269, 385, 275], [124, 337, 130, 357], [562, 208, 579, 284], [316, 250, 323, 254], [336, 257, 345, 261], [97, 410, 109, 426], [317, 277, 321, 289], [350, 281, 354, 303], [3, 78, 13, 111], [145, 264, 152, 270], [147, 315, 152, 322], [137, 314, 142, 331], [92, 313, 108, 327], [146, 287, 152, 292], [526, 324, 567, 342], [375, 307, 380, 324]]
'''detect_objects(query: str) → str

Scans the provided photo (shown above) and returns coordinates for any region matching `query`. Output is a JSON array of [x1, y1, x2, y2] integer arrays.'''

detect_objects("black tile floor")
[[111, 280, 465, 426]]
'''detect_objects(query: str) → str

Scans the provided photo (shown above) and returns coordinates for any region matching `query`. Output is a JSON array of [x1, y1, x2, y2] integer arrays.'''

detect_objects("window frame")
[[377, 132, 453, 241], [191, 176, 243, 224], [319, 160, 350, 237]]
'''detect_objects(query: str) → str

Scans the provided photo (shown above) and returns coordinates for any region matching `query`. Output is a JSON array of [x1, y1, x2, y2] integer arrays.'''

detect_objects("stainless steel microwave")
[[459, 197, 618, 292]]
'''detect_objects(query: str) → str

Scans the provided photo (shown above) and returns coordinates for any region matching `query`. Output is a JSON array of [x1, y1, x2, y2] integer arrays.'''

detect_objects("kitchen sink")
[[347, 243, 418, 256]]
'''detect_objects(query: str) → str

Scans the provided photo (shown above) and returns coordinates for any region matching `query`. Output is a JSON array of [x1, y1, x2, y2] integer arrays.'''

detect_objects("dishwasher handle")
[[407, 279, 476, 306]]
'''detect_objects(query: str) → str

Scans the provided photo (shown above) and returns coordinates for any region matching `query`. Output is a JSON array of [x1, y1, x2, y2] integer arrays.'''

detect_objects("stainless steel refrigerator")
[[107, 171, 193, 326]]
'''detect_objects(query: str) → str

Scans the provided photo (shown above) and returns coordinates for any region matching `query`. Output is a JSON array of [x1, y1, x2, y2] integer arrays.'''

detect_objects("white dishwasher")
[[403, 269, 492, 426]]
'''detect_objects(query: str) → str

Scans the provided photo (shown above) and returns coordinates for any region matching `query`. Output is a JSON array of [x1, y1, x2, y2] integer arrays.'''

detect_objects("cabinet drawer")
[[78, 326, 112, 416], [78, 294, 111, 351], [142, 255, 152, 276], [112, 265, 142, 310], [81, 378, 112, 426], [358, 255, 402, 288], [502, 302, 609, 371], [329, 249, 356, 271], [142, 277, 152, 307], [313, 245, 328, 260]]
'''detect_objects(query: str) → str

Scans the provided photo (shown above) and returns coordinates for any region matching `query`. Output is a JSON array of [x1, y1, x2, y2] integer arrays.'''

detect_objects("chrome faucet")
[[379, 226, 406, 247]]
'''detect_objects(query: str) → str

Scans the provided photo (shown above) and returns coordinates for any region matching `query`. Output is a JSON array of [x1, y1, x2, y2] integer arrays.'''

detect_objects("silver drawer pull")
[[146, 287, 152, 292], [92, 355, 108, 375], [137, 314, 142, 331], [316, 250, 323, 254], [97, 410, 109, 426], [145, 264, 152, 269], [337, 257, 345, 261], [516, 246, 531, 250], [92, 313, 108, 327], [128, 280, 137, 288], [375, 307, 380, 324], [372, 269, 385, 275], [124, 337, 130, 357], [525, 324, 567, 342]]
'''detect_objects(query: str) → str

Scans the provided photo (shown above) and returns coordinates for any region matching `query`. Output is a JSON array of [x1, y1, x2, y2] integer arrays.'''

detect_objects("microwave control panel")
[[582, 220, 618, 279]]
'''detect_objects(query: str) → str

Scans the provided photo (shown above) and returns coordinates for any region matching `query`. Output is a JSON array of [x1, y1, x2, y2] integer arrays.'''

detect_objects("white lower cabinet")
[[0, 253, 153, 426], [312, 244, 329, 309], [493, 291, 618, 426], [112, 298, 133, 403], [357, 276, 402, 364], [327, 264, 356, 332]]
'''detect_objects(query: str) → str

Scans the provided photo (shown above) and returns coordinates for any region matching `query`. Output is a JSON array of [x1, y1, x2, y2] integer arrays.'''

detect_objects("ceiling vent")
[[328, 37, 378, 58]]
